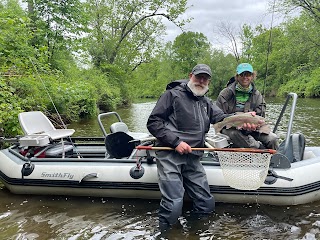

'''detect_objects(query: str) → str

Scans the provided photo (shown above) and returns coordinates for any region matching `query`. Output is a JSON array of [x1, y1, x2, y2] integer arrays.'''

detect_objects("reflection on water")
[[1, 97, 320, 239], [1, 187, 320, 239], [266, 97, 320, 146], [69, 102, 156, 138]]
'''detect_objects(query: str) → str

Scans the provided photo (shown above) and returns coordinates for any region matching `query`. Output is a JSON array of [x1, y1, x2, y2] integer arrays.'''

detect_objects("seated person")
[[216, 63, 278, 150]]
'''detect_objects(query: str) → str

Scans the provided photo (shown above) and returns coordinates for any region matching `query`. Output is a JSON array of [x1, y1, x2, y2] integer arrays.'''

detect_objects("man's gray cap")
[[192, 64, 212, 77]]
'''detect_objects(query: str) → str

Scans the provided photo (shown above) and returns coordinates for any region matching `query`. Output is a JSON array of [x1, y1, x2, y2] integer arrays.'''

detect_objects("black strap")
[[291, 133, 305, 162]]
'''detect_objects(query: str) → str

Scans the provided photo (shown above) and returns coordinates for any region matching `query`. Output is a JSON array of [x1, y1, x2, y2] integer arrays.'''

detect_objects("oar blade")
[[105, 132, 135, 158]]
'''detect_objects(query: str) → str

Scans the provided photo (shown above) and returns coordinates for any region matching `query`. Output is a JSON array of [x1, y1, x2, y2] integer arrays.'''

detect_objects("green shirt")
[[235, 83, 253, 110]]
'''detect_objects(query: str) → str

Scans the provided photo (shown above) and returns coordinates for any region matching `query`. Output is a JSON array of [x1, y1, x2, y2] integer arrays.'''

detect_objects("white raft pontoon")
[[0, 93, 320, 205]]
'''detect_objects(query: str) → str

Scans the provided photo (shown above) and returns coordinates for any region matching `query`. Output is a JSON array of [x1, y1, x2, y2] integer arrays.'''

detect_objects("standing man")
[[216, 63, 278, 149], [147, 64, 231, 230]]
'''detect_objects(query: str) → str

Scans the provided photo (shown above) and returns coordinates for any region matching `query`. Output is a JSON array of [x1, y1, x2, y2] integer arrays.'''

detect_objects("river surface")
[[1, 96, 320, 239]]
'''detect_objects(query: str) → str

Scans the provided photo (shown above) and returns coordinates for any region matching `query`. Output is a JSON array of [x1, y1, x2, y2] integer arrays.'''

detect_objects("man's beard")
[[187, 81, 209, 96]]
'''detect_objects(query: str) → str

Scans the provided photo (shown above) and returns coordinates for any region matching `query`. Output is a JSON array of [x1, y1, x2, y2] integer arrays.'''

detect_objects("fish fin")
[[212, 123, 222, 133], [257, 124, 271, 134]]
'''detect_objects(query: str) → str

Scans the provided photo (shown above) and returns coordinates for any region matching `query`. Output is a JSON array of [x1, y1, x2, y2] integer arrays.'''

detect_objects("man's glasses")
[[239, 72, 253, 77], [194, 74, 211, 81]]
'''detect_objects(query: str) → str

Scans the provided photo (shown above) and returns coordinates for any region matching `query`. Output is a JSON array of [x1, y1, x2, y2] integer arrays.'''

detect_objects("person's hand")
[[247, 111, 256, 116], [239, 112, 265, 131], [241, 122, 258, 131], [175, 141, 192, 154]]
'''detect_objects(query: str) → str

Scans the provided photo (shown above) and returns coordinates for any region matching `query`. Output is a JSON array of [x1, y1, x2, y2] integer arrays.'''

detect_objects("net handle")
[[136, 146, 276, 154]]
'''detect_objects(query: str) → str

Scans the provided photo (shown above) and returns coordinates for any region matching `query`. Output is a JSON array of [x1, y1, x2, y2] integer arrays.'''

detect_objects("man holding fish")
[[147, 64, 259, 231], [216, 63, 278, 150]]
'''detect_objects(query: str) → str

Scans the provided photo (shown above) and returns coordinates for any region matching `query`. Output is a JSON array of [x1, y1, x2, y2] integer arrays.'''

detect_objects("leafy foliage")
[[0, 79, 23, 137], [171, 31, 211, 74], [1, 0, 320, 145], [23, 0, 87, 69], [206, 51, 238, 98], [85, 0, 189, 71], [0, 0, 37, 71]]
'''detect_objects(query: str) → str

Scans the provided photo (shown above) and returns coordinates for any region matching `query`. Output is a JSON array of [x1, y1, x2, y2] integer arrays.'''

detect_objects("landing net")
[[216, 151, 272, 190]]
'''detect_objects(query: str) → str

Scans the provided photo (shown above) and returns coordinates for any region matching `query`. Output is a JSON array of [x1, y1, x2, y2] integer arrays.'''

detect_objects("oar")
[[105, 132, 135, 158], [128, 136, 156, 143], [104, 132, 156, 158], [136, 146, 277, 154]]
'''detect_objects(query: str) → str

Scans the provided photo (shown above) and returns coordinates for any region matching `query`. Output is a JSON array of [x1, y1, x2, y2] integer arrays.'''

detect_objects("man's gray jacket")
[[147, 80, 228, 155]]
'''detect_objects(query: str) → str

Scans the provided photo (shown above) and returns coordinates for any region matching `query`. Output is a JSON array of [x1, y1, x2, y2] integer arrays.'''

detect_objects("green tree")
[[85, 0, 189, 72], [275, 13, 320, 96], [0, 79, 22, 139], [0, 0, 37, 72], [240, 24, 256, 62], [23, 0, 87, 70], [207, 51, 237, 98], [277, 0, 320, 24], [128, 42, 177, 98], [171, 31, 211, 75]]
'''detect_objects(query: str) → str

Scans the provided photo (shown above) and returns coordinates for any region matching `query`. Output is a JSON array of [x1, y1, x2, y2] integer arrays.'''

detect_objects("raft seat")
[[18, 111, 75, 141], [18, 111, 75, 158], [110, 122, 150, 140]]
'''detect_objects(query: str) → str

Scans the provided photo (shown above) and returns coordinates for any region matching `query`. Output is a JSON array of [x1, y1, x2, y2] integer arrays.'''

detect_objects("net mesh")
[[216, 151, 272, 190]]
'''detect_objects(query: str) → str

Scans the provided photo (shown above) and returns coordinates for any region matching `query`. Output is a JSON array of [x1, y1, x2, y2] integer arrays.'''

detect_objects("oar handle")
[[135, 146, 276, 154]]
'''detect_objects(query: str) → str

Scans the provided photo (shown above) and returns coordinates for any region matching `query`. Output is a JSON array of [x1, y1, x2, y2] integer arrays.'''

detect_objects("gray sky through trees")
[[162, 0, 294, 51]]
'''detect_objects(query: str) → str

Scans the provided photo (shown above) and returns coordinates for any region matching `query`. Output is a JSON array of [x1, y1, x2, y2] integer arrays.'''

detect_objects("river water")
[[1, 96, 320, 239]]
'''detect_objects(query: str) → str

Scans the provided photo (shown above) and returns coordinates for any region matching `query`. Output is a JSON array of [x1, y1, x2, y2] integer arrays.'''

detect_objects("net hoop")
[[216, 151, 272, 190]]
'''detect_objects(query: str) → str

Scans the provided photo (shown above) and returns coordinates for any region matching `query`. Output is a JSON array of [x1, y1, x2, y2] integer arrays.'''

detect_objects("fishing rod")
[[29, 58, 82, 158], [29, 58, 67, 129], [263, 0, 276, 96]]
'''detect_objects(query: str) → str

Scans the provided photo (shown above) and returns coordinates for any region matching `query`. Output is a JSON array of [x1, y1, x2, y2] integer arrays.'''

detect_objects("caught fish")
[[212, 112, 271, 134]]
